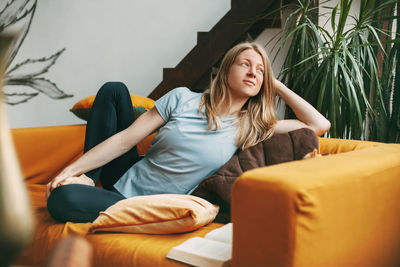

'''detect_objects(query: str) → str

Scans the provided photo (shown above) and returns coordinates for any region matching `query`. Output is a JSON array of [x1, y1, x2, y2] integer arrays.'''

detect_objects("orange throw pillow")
[[70, 94, 155, 121], [89, 194, 219, 234]]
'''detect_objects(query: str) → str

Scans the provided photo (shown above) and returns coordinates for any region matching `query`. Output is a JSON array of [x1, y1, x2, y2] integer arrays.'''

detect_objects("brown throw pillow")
[[191, 127, 319, 223]]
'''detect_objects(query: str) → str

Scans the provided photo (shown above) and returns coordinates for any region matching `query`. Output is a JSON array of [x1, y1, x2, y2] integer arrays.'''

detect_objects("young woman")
[[46, 42, 330, 222]]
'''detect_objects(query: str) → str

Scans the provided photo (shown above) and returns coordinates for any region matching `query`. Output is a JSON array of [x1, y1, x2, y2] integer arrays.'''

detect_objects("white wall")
[[3, 0, 231, 128], [2, 0, 364, 128]]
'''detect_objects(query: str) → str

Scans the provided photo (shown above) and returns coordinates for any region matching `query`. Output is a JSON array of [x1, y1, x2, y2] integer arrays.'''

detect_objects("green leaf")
[[331, 4, 338, 32]]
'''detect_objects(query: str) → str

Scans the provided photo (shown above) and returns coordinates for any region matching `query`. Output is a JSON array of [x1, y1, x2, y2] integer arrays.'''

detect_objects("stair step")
[[231, 0, 240, 8], [197, 32, 209, 44], [162, 68, 179, 79]]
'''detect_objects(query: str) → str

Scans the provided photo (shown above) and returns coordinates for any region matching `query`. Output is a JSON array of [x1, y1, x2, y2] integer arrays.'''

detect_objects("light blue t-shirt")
[[113, 87, 238, 197]]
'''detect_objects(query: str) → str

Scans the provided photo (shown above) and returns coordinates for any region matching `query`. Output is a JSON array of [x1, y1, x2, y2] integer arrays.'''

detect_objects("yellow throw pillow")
[[70, 94, 155, 121], [89, 194, 219, 234]]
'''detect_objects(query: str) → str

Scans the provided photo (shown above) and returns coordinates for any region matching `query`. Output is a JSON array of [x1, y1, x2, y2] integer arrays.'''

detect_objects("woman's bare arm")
[[46, 107, 165, 197], [273, 79, 331, 136]]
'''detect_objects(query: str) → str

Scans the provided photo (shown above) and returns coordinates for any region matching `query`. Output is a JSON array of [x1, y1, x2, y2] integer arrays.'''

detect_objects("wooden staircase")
[[148, 0, 281, 100]]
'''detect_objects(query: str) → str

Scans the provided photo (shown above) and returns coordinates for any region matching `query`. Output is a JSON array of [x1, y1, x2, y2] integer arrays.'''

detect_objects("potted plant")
[[268, 0, 399, 141]]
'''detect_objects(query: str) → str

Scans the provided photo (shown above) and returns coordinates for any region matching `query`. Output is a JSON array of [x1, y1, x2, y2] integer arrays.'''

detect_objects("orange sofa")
[[11, 124, 400, 267]]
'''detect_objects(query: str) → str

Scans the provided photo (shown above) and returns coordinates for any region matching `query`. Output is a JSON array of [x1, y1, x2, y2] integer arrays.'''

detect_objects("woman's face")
[[227, 49, 265, 102]]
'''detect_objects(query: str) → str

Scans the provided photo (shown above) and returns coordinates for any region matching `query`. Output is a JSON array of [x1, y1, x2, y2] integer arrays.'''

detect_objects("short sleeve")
[[154, 87, 189, 122]]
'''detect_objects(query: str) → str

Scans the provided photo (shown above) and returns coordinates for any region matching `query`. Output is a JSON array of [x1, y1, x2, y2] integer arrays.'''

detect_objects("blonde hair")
[[199, 42, 277, 150]]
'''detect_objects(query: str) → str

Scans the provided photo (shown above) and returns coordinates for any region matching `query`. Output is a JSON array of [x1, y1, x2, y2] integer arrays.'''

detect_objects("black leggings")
[[47, 82, 141, 223]]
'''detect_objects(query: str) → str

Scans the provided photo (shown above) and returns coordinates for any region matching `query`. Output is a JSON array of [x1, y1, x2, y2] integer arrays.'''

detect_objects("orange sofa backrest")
[[11, 125, 155, 184]]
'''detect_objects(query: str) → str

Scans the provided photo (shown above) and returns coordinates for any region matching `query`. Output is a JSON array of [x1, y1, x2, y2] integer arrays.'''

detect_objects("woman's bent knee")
[[47, 184, 98, 223], [98, 81, 129, 97]]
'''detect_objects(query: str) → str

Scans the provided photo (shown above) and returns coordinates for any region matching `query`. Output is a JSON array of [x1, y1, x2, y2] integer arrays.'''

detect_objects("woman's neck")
[[217, 97, 248, 116]]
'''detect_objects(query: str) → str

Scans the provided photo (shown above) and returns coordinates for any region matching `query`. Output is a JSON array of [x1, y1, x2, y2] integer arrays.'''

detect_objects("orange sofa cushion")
[[90, 194, 219, 234]]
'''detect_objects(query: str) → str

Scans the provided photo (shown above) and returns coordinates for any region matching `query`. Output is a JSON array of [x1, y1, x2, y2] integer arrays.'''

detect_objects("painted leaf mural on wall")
[[0, 0, 72, 105]]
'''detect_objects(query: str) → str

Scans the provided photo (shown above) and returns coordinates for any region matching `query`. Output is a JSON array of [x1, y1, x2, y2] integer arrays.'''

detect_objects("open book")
[[166, 223, 232, 267]]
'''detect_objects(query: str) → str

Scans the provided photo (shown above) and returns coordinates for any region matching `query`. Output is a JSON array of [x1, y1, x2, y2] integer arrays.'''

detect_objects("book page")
[[205, 223, 232, 244], [166, 237, 231, 267]]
